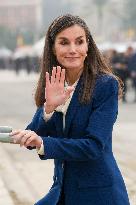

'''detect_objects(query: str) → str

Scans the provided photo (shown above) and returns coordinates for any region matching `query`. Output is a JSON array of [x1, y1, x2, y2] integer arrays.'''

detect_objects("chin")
[[64, 63, 82, 70]]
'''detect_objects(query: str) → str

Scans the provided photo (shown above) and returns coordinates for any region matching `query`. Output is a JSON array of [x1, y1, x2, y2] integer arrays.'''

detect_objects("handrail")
[[0, 126, 13, 143]]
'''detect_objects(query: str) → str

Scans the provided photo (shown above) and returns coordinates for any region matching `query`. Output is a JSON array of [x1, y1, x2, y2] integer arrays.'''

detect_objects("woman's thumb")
[[65, 86, 75, 97]]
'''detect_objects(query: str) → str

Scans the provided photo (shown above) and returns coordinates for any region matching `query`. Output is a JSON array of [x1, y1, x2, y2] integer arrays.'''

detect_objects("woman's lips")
[[65, 57, 80, 58]]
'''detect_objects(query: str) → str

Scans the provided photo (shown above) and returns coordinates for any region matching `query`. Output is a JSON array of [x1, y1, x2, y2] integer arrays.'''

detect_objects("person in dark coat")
[[10, 14, 130, 205], [122, 46, 134, 102], [111, 50, 130, 102], [128, 52, 136, 102]]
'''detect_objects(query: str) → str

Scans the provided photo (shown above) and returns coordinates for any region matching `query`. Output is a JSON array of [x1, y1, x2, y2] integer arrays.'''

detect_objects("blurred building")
[[42, 0, 72, 32], [0, 0, 42, 31]]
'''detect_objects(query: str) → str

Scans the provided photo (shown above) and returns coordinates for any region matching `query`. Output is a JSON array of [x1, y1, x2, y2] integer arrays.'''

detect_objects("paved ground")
[[0, 70, 136, 205]]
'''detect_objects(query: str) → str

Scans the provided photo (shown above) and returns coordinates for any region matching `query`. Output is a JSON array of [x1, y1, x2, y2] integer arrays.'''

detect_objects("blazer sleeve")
[[39, 76, 119, 161], [26, 106, 56, 136]]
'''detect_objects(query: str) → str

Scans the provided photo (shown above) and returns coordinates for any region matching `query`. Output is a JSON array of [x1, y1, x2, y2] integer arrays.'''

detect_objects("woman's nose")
[[69, 44, 76, 53]]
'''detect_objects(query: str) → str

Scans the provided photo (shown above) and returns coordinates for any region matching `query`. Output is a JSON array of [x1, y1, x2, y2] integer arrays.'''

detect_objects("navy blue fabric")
[[27, 74, 130, 205]]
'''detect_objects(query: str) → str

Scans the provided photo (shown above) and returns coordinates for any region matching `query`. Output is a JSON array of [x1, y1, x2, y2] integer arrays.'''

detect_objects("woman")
[[11, 14, 130, 205]]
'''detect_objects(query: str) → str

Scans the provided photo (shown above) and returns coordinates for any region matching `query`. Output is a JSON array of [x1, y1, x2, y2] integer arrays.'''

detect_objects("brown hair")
[[35, 14, 123, 107]]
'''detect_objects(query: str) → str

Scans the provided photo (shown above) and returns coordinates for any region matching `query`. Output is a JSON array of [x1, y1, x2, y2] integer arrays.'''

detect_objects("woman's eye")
[[60, 41, 68, 45], [77, 39, 84, 45]]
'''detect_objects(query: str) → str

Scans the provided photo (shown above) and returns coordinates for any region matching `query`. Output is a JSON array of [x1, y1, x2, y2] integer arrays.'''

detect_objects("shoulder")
[[35, 106, 43, 115], [93, 74, 118, 99], [96, 74, 118, 84], [95, 74, 118, 89]]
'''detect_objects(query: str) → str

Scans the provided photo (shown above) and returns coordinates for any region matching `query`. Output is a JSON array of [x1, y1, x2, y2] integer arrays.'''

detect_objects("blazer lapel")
[[64, 78, 81, 137]]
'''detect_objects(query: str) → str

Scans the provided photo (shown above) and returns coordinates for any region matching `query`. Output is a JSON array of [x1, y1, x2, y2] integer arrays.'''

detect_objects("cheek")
[[80, 49, 88, 58], [80, 45, 88, 57], [55, 50, 65, 65], [54, 46, 65, 59], [55, 52, 63, 63]]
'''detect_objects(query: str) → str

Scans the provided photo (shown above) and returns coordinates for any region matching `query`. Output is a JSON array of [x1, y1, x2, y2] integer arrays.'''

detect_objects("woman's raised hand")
[[45, 66, 74, 113]]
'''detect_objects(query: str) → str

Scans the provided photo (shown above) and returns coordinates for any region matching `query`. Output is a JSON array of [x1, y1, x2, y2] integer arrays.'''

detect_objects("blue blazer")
[[27, 74, 130, 205]]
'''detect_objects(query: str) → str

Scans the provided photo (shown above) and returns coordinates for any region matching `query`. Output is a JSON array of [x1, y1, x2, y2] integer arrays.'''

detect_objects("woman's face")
[[53, 25, 88, 73]]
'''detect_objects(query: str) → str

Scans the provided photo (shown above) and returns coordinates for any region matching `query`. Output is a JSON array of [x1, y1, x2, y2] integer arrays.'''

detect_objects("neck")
[[65, 68, 83, 86]]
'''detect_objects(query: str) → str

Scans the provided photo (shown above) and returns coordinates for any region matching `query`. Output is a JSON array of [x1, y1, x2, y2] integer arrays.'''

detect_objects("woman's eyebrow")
[[76, 36, 84, 39], [58, 36, 85, 40], [57, 37, 68, 40]]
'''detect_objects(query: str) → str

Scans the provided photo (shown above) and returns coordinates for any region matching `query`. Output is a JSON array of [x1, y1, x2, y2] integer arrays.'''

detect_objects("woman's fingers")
[[10, 130, 29, 144], [45, 66, 66, 108], [65, 86, 75, 99], [10, 130, 41, 148], [10, 130, 21, 136], [51, 67, 56, 84], [24, 136, 35, 147], [60, 69, 65, 85], [46, 66, 65, 86], [24, 133, 42, 148], [20, 132, 31, 147], [10, 130, 23, 143], [55, 66, 61, 84]]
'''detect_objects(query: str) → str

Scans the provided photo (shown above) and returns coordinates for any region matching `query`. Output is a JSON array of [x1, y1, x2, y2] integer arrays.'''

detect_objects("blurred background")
[[0, 0, 136, 205]]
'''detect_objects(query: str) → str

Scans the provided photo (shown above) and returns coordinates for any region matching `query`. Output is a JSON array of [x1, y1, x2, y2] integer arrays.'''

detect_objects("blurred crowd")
[[104, 46, 136, 103], [0, 52, 40, 74], [0, 45, 136, 103]]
